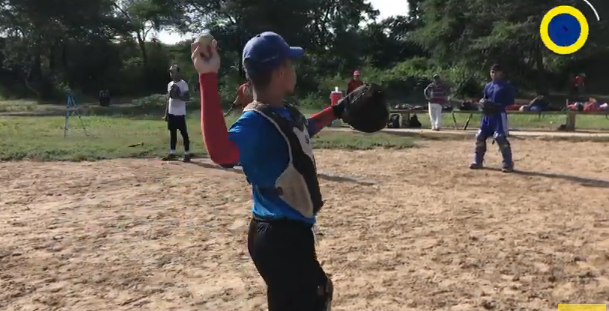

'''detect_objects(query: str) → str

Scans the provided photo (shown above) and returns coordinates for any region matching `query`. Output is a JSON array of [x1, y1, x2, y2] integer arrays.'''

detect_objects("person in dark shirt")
[[98, 90, 110, 106], [568, 73, 585, 100], [347, 70, 363, 94], [234, 81, 253, 108]]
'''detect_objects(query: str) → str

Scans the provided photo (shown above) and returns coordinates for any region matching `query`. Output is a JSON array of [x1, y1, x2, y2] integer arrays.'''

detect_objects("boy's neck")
[[254, 90, 285, 108]]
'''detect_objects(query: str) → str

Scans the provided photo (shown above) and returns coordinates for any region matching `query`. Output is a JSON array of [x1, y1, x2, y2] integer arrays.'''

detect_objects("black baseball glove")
[[169, 84, 181, 99], [333, 83, 388, 133], [478, 99, 501, 115]]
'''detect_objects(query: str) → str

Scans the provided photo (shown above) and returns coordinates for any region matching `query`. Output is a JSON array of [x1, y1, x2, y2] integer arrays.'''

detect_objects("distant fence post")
[[565, 110, 577, 131]]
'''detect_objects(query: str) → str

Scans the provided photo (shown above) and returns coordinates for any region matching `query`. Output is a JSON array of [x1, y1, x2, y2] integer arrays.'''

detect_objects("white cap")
[[334, 86, 339, 92]]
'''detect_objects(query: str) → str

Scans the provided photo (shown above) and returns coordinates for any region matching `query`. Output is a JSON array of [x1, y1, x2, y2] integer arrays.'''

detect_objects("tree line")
[[1, 0, 608, 105]]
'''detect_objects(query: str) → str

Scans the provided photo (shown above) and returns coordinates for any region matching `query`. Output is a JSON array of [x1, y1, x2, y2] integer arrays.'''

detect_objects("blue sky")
[[155, 0, 409, 44]]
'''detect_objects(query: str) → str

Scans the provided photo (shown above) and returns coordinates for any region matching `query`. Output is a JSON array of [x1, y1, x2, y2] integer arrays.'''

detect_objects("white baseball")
[[198, 32, 214, 48], [197, 33, 214, 58]]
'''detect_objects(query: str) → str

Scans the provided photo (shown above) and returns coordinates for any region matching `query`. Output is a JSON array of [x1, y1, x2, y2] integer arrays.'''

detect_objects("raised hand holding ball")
[[191, 33, 220, 74], [197, 32, 214, 59]]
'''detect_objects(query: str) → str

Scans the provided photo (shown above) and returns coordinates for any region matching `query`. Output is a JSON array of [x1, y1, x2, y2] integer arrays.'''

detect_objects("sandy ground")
[[2, 139, 609, 311]]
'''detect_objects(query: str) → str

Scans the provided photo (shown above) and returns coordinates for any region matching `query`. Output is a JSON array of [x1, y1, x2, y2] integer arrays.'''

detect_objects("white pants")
[[501, 112, 509, 136], [428, 103, 443, 129]]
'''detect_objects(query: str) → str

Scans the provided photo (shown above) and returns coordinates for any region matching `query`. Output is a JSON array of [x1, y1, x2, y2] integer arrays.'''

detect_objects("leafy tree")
[[0, 0, 608, 101]]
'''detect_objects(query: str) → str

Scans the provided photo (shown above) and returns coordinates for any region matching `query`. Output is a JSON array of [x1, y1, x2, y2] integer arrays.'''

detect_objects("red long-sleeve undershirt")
[[199, 73, 239, 165], [199, 73, 337, 165], [307, 107, 336, 135]]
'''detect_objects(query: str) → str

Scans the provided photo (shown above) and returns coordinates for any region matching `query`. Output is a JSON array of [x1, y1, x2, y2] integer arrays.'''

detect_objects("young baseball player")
[[470, 64, 514, 172], [163, 65, 191, 162], [194, 32, 347, 310]]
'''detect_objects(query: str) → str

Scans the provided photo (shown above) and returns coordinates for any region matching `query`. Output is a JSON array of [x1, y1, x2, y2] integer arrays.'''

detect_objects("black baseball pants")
[[167, 114, 190, 151], [248, 216, 332, 311]]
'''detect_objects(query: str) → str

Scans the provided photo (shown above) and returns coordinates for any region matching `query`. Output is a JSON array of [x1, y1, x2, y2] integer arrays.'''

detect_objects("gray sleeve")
[[424, 84, 432, 99]]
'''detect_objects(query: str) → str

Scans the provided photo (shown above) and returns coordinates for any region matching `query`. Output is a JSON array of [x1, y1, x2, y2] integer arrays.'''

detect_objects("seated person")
[[98, 90, 111, 106], [527, 95, 549, 112], [584, 100, 601, 112]]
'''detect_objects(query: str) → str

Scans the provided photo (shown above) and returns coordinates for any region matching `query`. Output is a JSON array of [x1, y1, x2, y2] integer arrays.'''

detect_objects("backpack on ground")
[[408, 114, 421, 128]]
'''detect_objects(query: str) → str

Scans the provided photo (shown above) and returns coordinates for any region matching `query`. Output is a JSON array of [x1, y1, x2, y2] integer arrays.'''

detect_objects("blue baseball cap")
[[242, 32, 303, 78]]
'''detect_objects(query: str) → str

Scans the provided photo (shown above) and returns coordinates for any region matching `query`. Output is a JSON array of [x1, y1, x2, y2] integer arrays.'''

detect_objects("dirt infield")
[[1, 139, 609, 311]]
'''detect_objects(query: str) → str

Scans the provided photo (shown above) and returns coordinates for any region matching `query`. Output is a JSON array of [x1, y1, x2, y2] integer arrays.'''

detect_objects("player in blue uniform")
[[470, 64, 514, 172], [195, 32, 345, 311]]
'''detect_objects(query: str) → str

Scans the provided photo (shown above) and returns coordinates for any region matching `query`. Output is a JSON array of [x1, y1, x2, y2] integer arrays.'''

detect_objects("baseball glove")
[[169, 84, 181, 99], [479, 99, 501, 115], [340, 83, 388, 133]]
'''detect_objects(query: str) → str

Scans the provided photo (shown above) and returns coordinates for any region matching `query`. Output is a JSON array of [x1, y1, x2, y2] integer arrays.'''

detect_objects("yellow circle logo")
[[540, 6, 589, 55]]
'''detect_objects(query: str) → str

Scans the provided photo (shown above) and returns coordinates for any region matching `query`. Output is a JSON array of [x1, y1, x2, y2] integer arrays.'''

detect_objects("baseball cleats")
[[501, 165, 514, 172], [469, 163, 483, 169], [162, 153, 177, 161]]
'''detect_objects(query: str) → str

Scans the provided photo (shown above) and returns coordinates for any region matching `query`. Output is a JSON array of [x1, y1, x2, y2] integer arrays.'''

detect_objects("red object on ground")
[[506, 104, 523, 111], [330, 90, 342, 106]]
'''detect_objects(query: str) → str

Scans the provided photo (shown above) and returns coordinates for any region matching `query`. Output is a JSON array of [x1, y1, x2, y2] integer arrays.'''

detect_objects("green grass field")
[[2, 95, 609, 162], [425, 111, 609, 130], [0, 115, 416, 161], [3, 96, 609, 130], [0, 100, 52, 113]]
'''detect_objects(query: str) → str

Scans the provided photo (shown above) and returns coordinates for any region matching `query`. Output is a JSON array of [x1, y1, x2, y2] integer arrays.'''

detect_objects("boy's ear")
[[279, 59, 290, 70], [275, 65, 285, 78]]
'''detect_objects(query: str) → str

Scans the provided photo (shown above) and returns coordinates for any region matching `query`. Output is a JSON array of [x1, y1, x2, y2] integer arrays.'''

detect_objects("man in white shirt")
[[163, 65, 191, 162]]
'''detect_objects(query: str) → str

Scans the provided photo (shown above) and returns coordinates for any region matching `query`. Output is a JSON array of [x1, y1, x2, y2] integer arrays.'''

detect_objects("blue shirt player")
[[470, 64, 515, 172], [194, 32, 346, 310]]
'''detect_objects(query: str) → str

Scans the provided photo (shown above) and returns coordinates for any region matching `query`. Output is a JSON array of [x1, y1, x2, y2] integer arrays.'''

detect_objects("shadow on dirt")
[[186, 157, 377, 186], [382, 129, 609, 143], [483, 167, 609, 188]]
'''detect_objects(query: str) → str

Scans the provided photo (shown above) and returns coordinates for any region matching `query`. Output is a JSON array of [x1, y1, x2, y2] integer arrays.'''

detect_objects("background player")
[[470, 64, 514, 172], [162, 65, 191, 162], [225, 80, 253, 116]]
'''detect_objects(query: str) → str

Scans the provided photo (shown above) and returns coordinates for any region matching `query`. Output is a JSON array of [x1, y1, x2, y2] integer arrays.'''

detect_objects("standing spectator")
[[571, 73, 586, 100], [162, 64, 191, 162], [347, 70, 364, 94], [224, 81, 253, 116], [98, 90, 111, 106], [234, 81, 253, 109], [424, 74, 450, 131]]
